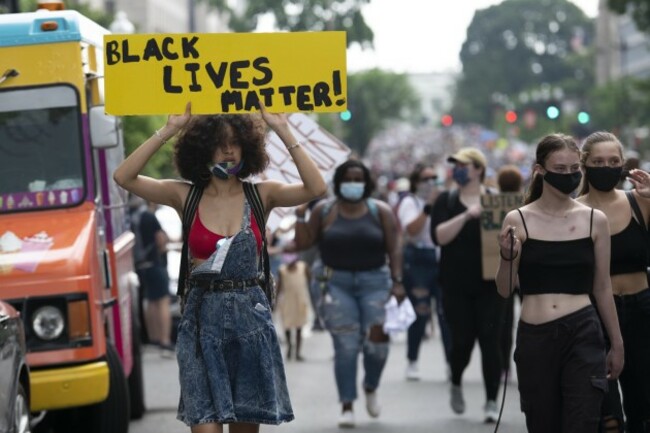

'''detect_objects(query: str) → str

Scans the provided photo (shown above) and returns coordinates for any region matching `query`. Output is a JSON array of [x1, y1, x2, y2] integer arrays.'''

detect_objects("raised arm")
[[590, 209, 624, 379], [113, 103, 192, 212], [256, 104, 327, 212]]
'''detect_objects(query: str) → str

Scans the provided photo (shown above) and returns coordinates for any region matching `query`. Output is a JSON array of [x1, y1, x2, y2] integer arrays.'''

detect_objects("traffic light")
[[441, 114, 453, 127], [546, 105, 560, 120], [339, 110, 352, 121], [505, 110, 517, 124], [577, 111, 590, 124]]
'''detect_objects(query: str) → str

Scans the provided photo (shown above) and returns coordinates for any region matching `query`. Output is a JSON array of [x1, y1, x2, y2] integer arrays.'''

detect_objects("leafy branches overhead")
[[608, 0, 650, 31], [452, 0, 593, 127], [339, 69, 419, 155], [201, 0, 373, 47]]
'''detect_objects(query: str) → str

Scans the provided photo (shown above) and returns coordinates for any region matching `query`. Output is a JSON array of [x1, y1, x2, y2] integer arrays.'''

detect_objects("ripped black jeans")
[[514, 305, 608, 433]]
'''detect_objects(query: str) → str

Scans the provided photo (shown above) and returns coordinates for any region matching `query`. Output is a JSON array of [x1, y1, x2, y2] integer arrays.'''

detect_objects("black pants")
[[615, 288, 650, 433], [442, 280, 505, 401], [515, 305, 607, 433]]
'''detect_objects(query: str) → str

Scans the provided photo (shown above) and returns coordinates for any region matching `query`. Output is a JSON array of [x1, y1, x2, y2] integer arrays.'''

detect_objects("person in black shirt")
[[430, 147, 506, 423], [496, 133, 623, 433], [577, 131, 650, 433]]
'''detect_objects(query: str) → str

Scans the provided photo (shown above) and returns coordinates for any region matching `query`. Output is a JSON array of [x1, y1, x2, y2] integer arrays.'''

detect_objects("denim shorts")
[[176, 284, 294, 426]]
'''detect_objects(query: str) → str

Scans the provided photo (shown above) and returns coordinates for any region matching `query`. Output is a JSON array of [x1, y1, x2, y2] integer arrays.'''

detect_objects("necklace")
[[536, 206, 571, 219]]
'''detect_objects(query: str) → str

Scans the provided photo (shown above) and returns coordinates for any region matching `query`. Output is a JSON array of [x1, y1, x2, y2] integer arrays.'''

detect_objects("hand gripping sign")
[[104, 32, 347, 115]]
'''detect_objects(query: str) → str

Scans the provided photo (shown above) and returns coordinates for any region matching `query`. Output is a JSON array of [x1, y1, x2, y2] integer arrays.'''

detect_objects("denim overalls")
[[176, 198, 293, 426]]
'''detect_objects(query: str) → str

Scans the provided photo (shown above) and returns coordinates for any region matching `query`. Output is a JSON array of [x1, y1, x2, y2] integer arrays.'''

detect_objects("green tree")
[[608, 0, 650, 31], [199, 0, 373, 47], [122, 116, 177, 178], [452, 0, 593, 128], [324, 69, 419, 155], [16, 0, 112, 26]]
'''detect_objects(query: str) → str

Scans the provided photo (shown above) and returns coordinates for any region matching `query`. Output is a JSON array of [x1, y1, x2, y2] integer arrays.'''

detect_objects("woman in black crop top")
[[292, 159, 403, 428], [577, 131, 650, 433], [114, 103, 327, 433], [496, 133, 623, 433]]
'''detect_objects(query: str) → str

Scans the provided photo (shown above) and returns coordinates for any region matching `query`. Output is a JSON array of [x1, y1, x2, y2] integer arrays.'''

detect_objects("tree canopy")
[[328, 69, 419, 155], [608, 0, 650, 31], [451, 0, 593, 128], [201, 0, 374, 47]]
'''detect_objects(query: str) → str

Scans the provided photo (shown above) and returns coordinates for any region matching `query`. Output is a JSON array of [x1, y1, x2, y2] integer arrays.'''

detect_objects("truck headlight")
[[32, 306, 65, 340]]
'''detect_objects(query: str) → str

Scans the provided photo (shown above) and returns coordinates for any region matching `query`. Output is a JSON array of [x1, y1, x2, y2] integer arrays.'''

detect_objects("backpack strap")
[[242, 181, 270, 283], [177, 183, 203, 298], [366, 198, 380, 222]]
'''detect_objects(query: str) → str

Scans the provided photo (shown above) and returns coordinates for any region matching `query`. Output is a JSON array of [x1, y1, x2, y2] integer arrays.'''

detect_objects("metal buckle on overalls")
[[217, 280, 235, 290]]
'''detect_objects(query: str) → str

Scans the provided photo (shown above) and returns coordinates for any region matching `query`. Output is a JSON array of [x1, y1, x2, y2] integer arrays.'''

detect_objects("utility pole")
[[9, 0, 20, 13], [188, 0, 196, 32]]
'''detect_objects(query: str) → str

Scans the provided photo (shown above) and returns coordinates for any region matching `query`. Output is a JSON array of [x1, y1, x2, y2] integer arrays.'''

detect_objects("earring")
[[199, 170, 211, 181]]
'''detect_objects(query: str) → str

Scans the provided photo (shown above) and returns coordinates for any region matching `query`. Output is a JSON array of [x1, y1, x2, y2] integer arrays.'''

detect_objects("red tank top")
[[188, 208, 263, 260]]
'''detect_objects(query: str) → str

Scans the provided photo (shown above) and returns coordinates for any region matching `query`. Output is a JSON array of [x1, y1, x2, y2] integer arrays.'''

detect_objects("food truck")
[[0, 4, 143, 432]]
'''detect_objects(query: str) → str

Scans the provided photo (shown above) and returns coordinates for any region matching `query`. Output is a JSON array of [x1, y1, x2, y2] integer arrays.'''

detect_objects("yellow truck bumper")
[[30, 361, 109, 411]]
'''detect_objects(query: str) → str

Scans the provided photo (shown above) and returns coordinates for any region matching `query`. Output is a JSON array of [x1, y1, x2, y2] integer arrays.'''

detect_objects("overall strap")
[[177, 184, 203, 298], [516, 208, 529, 238], [242, 181, 268, 275]]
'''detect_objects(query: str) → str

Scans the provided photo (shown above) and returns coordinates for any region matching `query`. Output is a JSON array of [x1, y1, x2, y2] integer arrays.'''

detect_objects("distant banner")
[[480, 193, 524, 280], [104, 32, 347, 115], [259, 113, 350, 231]]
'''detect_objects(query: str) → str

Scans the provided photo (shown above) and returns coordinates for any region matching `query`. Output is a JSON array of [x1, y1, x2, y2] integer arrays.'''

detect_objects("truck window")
[[0, 85, 85, 213]]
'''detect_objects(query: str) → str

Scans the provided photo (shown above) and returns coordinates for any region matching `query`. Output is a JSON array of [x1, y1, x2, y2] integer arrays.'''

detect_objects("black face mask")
[[544, 170, 582, 195], [585, 166, 623, 192]]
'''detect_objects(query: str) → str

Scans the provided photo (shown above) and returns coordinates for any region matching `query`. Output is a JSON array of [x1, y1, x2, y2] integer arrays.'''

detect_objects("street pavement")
[[130, 322, 527, 433]]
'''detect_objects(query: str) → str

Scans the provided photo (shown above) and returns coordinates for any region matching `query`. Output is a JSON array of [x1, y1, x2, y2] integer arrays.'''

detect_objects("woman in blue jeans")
[[293, 159, 404, 428], [397, 165, 451, 380]]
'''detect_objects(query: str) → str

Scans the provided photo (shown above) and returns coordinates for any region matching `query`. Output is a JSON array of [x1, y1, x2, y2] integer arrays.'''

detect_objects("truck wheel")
[[84, 344, 130, 433], [128, 307, 146, 420], [14, 383, 30, 433]]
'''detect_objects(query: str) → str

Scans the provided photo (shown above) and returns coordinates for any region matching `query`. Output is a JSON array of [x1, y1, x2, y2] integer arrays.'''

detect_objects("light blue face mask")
[[340, 182, 365, 202]]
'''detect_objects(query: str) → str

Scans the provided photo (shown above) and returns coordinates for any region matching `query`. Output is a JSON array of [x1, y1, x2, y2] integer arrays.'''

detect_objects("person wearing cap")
[[430, 147, 506, 423], [397, 164, 451, 381]]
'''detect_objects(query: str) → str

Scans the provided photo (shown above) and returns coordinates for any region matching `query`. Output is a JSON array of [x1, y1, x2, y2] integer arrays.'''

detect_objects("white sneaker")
[[338, 410, 355, 428], [484, 400, 499, 423], [450, 384, 466, 414], [405, 361, 420, 381], [365, 390, 381, 418]]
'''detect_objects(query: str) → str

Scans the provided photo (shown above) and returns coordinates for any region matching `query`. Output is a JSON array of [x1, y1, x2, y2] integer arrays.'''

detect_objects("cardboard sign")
[[258, 113, 351, 231], [104, 32, 347, 115], [480, 193, 524, 280]]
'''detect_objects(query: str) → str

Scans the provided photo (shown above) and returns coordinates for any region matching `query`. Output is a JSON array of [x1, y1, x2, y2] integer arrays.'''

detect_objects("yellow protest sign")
[[480, 193, 524, 280], [104, 31, 347, 115]]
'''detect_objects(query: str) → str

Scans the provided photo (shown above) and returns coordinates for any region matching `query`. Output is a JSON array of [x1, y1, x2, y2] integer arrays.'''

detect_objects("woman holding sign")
[[496, 133, 623, 433], [577, 131, 650, 433], [430, 147, 505, 423], [114, 102, 327, 433]]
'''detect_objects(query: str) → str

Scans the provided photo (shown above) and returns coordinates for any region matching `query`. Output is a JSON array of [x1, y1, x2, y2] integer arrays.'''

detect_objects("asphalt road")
[[129, 320, 527, 433]]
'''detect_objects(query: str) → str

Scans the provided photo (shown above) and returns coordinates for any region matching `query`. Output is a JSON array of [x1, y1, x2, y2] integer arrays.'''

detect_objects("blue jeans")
[[319, 266, 391, 403], [402, 245, 451, 362]]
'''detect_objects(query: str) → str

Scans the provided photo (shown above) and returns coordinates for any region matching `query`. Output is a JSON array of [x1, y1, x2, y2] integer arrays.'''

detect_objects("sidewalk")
[[271, 327, 526, 433]]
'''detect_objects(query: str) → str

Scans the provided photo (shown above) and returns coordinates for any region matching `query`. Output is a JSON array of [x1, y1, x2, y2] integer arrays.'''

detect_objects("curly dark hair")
[[332, 159, 375, 200], [174, 114, 269, 187]]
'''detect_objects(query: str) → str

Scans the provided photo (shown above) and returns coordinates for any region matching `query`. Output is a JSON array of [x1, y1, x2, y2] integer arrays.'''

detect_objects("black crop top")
[[517, 208, 595, 296], [611, 217, 648, 275]]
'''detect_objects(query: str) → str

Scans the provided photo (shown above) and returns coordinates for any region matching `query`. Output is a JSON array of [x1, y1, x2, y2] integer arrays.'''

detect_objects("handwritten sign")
[[104, 32, 347, 115], [480, 193, 524, 280], [257, 113, 350, 231]]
